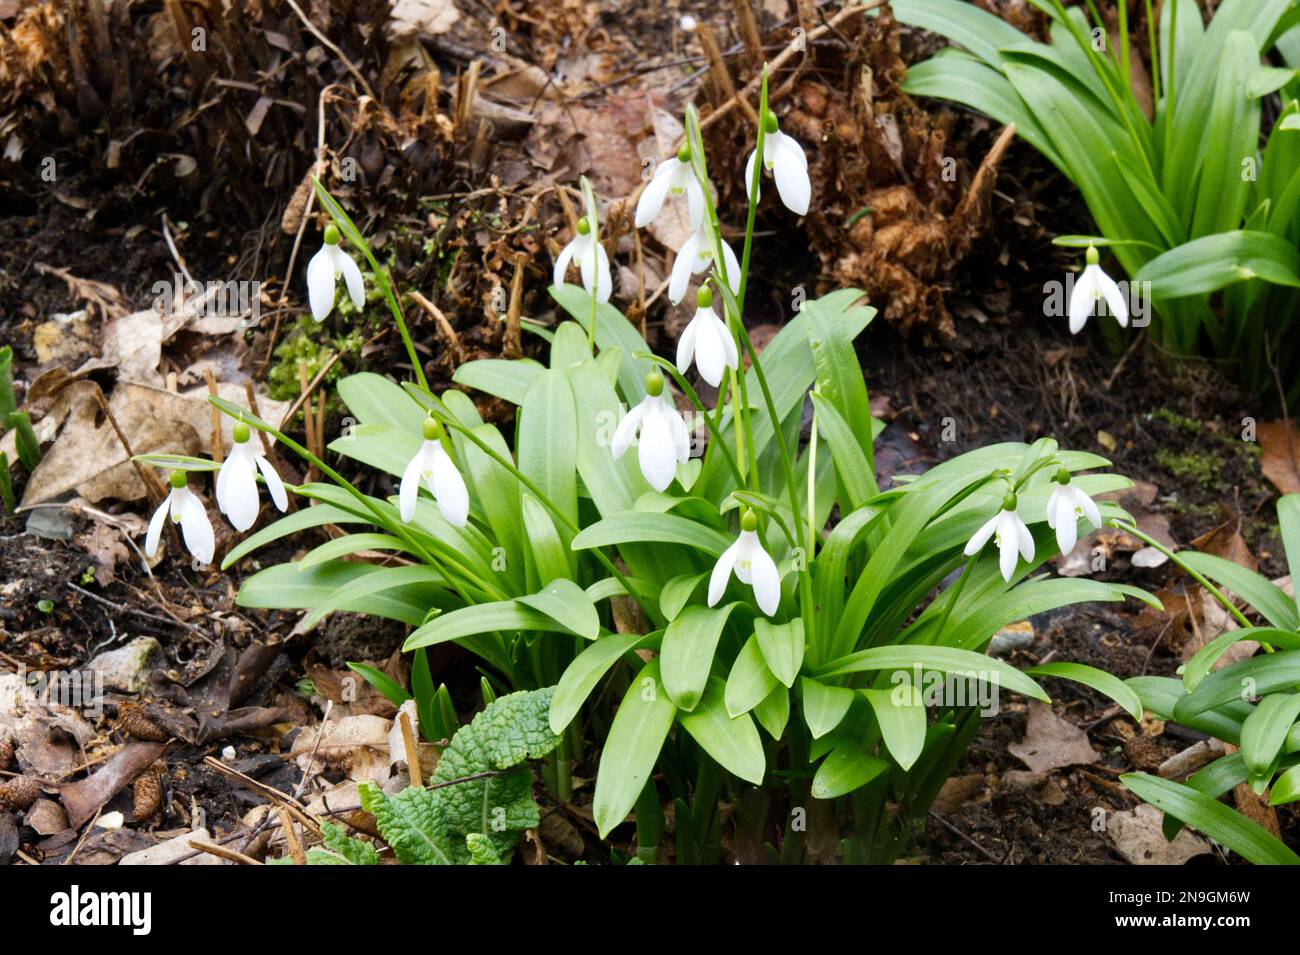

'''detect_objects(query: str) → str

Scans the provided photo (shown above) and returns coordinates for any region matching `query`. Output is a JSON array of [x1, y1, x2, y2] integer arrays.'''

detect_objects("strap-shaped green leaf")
[[726, 634, 779, 718], [863, 685, 926, 770], [816, 645, 1049, 703], [1241, 692, 1300, 776], [677, 677, 765, 784], [550, 631, 653, 734], [518, 578, 599, 641], [1023, 662, 1143, 720], [404, 599, 578, 651], [755, 618, 805, 688], [573, 512, 732, 556], [593, 659, 676, 838], [660, 604, 737, 711], [811, 739, 888, 800]]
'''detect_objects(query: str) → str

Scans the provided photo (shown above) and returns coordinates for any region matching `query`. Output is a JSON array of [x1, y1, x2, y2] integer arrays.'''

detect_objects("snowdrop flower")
[[611, 371, 691, 492], [1045, 468, 1102, 555], [964, 492, 1034, 583], [553, 216, 612, 303], [145, 471, 215, 565], [400, 417, 469, 527], [216, 420, 288, 532], [669, 218, 741, 305], [676, 286, 737, 388], [1068, 246, 1128, 334], [744, 112, 810, 216], [708, 509, 782, 616], [636, 144, 705, 232], [307, 224, 365, 322]]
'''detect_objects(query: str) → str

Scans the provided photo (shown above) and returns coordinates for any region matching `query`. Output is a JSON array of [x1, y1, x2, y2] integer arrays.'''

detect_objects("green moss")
[[267, 316, 366, 404], [1150, 408, 1203, 433], [1154, 448, 1220, 488]]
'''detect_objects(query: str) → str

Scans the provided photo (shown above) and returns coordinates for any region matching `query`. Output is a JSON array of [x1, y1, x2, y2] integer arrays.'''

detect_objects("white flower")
[[400, 418, 469, 527], [708, 510, 782, 616], [964, 494, 1034, 583], [669, 219, 741, 305], [553, 216, 612, 303], [1045, 472, 1102, 555], [636, 148, 705, 232], [611, 372, 691, 492], [676, 287, 737, 388], [145, 473, 215, 565], [745, 116, 810, 216], [306, 224, 365, 322], [215, 421, 288, 532], [1068, 247, 1128, 334]]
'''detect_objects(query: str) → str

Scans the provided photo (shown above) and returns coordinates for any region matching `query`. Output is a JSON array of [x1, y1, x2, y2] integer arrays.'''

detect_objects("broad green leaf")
[[593, 659, 677, 838], [811, 739, 888, 800], [573, 512, 731, 556], [1023, 662, 1143, 720], [520, 493, 572, 587], [1173, 650, 1300, 720], [863, 685, 926, 770], [337, 372, 427, 433], [518, 578, 600, 641], [451, 358, 544, 406], [1278, 494, 1300, 596], [1183, 627, 1300, 691], [223, 502, 369, 568], [405, 599, 577, 650], [1241, 692, 1300, 776], [660, 572, 707, 621], [550, 283, 652, 402], [678, 677, 765, 784], [1271, 763, 1300, 805], [801, 677, 855, 738], [1121, 772, 1300, 865], [817, 645, 1049, 703], [298, 532, 415, 570], [753, 683, 791, 740], [660, 604, 737, 711], [1136, 231, 1300, 299], [239, 561, 441, 627], [518, 369, 578, 542], [550, 631, 652, 733], [1128, 675, 1251, 745], [726, 634, 779, 717], [754, 618, 805, 688], [304, 564, 450, 629]]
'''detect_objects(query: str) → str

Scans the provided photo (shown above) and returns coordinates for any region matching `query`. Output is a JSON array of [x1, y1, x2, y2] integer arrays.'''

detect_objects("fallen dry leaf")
[[1259, 420, 1300, 495], [59, 741, 167, 829], [1008, 702, 1097, 773], [1109, 804, 1212, 865]]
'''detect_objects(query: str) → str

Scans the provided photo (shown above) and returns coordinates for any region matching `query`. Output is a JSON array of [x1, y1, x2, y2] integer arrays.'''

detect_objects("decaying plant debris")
[[2, 0, 1299, 870]]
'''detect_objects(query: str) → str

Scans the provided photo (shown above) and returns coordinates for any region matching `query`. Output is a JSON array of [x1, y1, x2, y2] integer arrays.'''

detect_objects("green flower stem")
[[206, 396, 502, 602], [311, 179, 430, 393], [580, 176, 601, 352], [736, 67, 770, 315], [1108, 519, 1256, 632], [426, 405, 664, 630]]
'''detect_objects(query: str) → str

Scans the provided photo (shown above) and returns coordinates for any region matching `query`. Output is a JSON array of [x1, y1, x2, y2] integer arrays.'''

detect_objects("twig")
[[410, 291, 465, 364], [91, 388, 167, 507], [204, 368, 223, 463], [188, 838, 263, 865], [1103, 327, 1146, 390], [279, 807, 308, 866], [927, 810, 1004, 864]]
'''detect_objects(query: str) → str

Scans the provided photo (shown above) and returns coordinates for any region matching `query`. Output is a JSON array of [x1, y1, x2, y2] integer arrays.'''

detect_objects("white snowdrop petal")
[[636, 162, 677, 228], [337, 249, 366, 310], [771, 136, 811, 216], [719, 239, 742, 296], [611, 402, 646, 460], [964, 513, 999, 556], [430, 445, 470, 527], [708, 540, 741, 606], [637, 403, 678, 492], [1099, 272, 1129, 327], [749, 542, 782, 616], [1067, 267, 1098, 335], [145, 498, 169, 558], [1054, 497, 1078, 556], [399, 443, 429, 523], [676, 318, 699, 375], [306, 247, 336, 322], [256, 454, 289, 512], [1045, 486, 1062, 529], [669, 232, 700, 304], [693, 313, 728, 388], [744, 150, 760, 205], [177, 489, 215, 565], [594, 242, 613, 304], [553, 239, 576, 290], [1076, 487, 1103, 529], [685, 178, 706, 230], [1014, 514, 1034, 562], [222, 453, 260, 532]]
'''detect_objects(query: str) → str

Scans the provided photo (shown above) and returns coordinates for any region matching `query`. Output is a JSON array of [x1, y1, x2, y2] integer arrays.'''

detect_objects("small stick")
[[204, 368, 223, 463], [243, 381, 275, 456], [409, 291, 465, 364], [504, 253, 525, 359], [731, 0, 765, 68], [399, 710, 422, 789], [699, 24, 759, 125], [188, 838, 263, 865], [279, 807, 308, 866]]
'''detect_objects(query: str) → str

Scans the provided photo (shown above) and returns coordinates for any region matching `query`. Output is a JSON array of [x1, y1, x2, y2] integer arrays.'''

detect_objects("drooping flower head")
[[708, 508, 782, 616], [676, 285, 738, 388], [554, 215, 613, 303], [964, 491, 1034, 583], [1045, 468, 1102, 555], [669, 217, 741, 305], [216, 420, 288, 532], [400, 416, 469, 527], [1068, 246, 1128, 334], [636, 143, 705, 232], [744, 111, 810, 217], [611, 370, 691, 492], [145, 471, 215, 565], [307, 224, 365, 322]]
